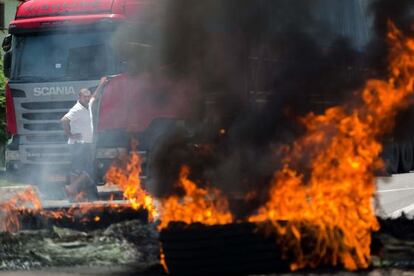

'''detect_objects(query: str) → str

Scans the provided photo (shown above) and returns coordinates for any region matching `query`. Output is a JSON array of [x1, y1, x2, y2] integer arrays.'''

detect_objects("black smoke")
[[368, 0, 414, 70], [115, 0, 401, 218], [366, 0, 414, 143]]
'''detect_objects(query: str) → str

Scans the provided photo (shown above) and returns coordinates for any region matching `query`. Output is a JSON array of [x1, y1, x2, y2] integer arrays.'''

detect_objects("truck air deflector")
[[9, 14, 124, 34], [15, 0, 115, 19]]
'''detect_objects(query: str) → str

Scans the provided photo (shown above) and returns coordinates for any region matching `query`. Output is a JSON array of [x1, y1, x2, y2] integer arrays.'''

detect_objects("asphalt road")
[[377, 172, 414, 218]]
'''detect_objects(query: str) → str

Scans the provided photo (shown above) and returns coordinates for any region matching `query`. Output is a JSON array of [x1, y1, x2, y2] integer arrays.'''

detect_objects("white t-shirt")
[[64, 101, 93, 144]]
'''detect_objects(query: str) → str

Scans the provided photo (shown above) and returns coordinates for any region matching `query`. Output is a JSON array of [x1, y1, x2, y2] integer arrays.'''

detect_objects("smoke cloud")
[[113, 0, 413, 217]]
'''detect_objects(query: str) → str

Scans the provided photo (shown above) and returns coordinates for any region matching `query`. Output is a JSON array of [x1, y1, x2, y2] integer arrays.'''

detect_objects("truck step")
[[97, 185, 124, 200]]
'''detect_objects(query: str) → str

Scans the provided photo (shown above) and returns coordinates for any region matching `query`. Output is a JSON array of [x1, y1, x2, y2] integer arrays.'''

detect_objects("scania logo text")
[[33, 87, 76, 96]]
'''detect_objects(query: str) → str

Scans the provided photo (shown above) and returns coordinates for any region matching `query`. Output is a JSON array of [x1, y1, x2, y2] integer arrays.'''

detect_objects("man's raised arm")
[[91, 77, 109, 101]]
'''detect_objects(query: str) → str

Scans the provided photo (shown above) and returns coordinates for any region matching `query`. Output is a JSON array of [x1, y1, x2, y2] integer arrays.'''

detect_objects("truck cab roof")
[[15, 0, 115, 19], [10, 0, 149, 32]]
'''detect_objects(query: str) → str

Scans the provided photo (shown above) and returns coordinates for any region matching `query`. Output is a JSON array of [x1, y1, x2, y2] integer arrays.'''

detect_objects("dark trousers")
[[70, 143, 94, 177], [68, 143, 97, 200]]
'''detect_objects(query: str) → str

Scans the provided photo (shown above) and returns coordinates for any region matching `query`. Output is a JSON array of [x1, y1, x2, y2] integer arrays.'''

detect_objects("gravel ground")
[[256, 270, 414, 276], [0, 218, 414, 275], [1, 268, 414, 276], [0, 220, 160, 272], [0, 265, 165, 276]]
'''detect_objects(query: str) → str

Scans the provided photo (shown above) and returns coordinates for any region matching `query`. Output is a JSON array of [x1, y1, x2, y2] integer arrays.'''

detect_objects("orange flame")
[[1, 22, 412, 274], [0, 185, 147, 232], [0, 187, 42, 232], [158, 165, 233, 230], [249, 22, 414, 270], [106, 150, 158, 220], [160, 246, 169, 273], [0, 147, 157, 232], [0, 192, 138, 232]]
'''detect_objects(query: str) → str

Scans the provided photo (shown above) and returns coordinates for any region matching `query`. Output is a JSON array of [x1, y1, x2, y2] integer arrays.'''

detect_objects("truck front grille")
[[22, 145, 71, 165], [20, 100, 76, 133], [21, 101, 75, 110], [23, 123, 62, 131], [22, 112, 66, 121], [25, 134, 67, 143]]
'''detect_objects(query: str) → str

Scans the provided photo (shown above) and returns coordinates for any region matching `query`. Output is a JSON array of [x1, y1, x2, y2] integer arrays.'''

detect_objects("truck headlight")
[[96, 148, 127, 159], [5, 150, 20, 161]]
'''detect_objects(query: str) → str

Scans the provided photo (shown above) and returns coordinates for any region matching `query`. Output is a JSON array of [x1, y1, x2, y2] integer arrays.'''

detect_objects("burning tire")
[[160, 222, 288, 275]]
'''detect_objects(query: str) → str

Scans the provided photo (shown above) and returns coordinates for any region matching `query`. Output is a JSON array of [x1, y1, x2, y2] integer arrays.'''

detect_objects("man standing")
[[61, 77, 108, 200]]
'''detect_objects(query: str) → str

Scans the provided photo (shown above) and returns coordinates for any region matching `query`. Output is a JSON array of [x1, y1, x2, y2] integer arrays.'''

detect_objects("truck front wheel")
[[399, 141, 413, 173], [382, 143, 399, 175], [146, 131, 190, 198]]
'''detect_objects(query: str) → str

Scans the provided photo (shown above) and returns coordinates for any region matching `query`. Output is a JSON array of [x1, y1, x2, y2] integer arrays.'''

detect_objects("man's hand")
[[99, 76, 109, 86]]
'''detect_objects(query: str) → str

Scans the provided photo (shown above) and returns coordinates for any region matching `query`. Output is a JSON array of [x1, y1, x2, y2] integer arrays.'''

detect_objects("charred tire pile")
[[371, 216, 414, 268], [160, 222, 288, 275], [17, 207, 149, 232]]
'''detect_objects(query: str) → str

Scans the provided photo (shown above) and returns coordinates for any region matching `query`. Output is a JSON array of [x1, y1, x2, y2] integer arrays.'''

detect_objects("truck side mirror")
[[2, 35, 11, 52], [3, 51, 12, 78]]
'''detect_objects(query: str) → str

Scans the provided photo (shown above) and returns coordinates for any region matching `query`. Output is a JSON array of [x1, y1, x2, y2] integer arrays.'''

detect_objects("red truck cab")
[[3, 0, 170, 197]]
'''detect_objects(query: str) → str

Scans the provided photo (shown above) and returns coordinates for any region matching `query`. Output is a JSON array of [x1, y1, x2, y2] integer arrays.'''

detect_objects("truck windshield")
[[12, 30, 120, 82]]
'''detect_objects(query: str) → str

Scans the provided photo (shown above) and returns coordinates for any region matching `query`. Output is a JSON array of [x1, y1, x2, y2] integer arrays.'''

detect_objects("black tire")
[[411, 140, 414, 171], [382, 143, 399, 174], [399, 142, 413, 173], [160, 223, 289, 275]]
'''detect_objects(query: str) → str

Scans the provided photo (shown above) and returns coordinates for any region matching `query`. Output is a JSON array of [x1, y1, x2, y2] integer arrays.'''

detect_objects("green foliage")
[[0, 55, 6, 144]]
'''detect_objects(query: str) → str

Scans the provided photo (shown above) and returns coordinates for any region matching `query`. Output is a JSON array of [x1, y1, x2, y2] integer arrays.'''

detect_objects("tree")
[[0, 55, 6, 145]]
